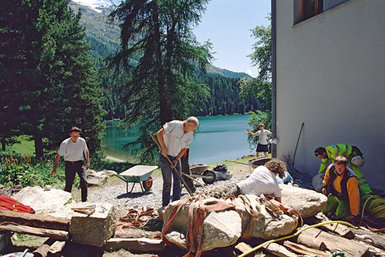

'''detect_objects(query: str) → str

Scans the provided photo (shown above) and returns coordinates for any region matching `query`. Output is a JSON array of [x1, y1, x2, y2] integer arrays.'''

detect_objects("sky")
[[73, 0, 271, 76], [193, 0, 271, 77]]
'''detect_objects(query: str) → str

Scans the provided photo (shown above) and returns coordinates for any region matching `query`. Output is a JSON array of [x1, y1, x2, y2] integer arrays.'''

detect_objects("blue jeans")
[[159, 154, 181, 207]]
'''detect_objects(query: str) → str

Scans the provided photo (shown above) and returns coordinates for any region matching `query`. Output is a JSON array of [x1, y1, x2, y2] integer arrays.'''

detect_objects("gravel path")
[[88, 159, 313, 210]]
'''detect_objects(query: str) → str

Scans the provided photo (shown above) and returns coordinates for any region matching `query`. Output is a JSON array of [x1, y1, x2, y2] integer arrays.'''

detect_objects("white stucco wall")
[[275, 0, 385, 190]]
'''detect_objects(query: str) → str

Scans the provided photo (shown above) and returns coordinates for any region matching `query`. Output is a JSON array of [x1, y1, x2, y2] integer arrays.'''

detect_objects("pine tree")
[[109, 0, 212, 162], [0, 0, 105, 158]]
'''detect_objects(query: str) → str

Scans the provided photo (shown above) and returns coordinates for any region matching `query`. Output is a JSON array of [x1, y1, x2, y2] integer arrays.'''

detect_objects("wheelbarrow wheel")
[[202, 170, 216, 185], [143, 177, 153, 191]]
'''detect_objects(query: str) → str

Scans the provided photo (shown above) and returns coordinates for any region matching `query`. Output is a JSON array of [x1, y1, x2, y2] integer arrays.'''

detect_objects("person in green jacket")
[[314, 144, 372, 195]]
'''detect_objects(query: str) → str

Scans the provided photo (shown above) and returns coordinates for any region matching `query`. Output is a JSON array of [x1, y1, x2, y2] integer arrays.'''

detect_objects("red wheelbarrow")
[[115, 165, 158, 193]]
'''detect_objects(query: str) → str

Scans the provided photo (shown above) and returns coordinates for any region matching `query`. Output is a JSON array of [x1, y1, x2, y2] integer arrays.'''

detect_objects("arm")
[[157, 128, 168, 157], [346, 177, 360, 216], [247, 128, 256, 136], [267, 130, 272, 136], [85, 148, 90, 169], [51, 153, 61, 176], [172, 148, 188, 167], [318, 158, 329, 174], [322, 164, 333, 195]]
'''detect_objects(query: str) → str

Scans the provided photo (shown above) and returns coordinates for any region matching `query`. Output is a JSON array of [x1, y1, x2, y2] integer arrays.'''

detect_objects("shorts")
[[257, 143, 268, 153]]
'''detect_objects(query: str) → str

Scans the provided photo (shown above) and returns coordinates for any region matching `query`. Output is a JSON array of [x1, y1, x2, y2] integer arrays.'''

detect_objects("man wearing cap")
[[157, 117, 199, 207], [51, 127, 89, 202], [314, 144, 372, 195]]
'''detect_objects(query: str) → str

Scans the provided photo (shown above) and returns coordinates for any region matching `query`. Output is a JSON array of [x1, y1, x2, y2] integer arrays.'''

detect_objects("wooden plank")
[[235, 242, 253, 257], [351, 227, 385, 250], [283, 241, 330, 257], [0, 210, 69, 231], [263, 242, 297, 257], [0, 224, 68, 240], [299, 227, 369, 257], [321, 223, 354, 239], [49, 241, 66, 256], [297, 232, 327, 250], [104, 238, 165, 252]]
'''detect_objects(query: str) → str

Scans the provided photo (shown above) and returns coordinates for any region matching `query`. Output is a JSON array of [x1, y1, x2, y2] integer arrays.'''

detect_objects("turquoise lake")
[[103, 114, 254, 164]]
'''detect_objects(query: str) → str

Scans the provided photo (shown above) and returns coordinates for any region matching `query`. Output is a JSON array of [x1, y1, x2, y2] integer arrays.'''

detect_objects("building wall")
[[275, 0, 385, 190]]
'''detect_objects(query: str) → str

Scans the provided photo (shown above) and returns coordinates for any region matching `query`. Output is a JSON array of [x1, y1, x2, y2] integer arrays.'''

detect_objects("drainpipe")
[[271, 0, 277, 158]]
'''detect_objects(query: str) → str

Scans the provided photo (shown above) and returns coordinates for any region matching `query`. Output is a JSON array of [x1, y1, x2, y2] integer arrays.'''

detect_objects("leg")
[[350, 164, 372, 195], [256, 152, 260, 157], [264, 152, 269, 157], [171, 157, 182, 201], [64, 162, 76, 193], [160, 154, 172, 207], [181, 155, 195, 192], [322, 194, 339, 215], [76, 163, 88, 202], [335, 199, 351, 219]]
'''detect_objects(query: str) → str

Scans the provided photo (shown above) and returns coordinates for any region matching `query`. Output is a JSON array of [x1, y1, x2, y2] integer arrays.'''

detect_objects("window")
[[299, 0, 349, 22]]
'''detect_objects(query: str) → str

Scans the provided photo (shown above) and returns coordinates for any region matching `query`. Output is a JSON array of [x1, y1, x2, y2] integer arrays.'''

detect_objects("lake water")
[[103, 114, 254, 164]]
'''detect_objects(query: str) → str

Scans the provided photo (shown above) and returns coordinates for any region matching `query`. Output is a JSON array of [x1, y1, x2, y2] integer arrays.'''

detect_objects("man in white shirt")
[[234, 159, 286, 202], [157, 117, 199, 206], [51, 127, 90, 202]]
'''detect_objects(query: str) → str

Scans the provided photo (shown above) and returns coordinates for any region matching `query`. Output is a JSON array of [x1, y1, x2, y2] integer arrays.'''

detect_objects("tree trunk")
[[1, 136, 6, 151], [34, 133, 44, 158], [152, 5, 169, 125]]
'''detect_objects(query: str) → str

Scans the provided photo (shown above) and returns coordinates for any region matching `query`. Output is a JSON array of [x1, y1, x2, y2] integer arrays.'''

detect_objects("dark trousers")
[[65, 161, 88, 202], [181, 154, 195, 193], [159, 154, 181, 207]]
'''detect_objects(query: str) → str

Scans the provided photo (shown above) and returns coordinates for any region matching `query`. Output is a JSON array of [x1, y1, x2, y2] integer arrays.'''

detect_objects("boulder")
[[280, 184, 328, 218], [161, 197, 242, 252], [100, 170, 118, 176], [160, 195, 299, 252], [312, 174, 324, 192], [234, 195, 298, 239], [12, 186, 72, 214], [86, 170, 108, 186], [69, 202, 116, 247]]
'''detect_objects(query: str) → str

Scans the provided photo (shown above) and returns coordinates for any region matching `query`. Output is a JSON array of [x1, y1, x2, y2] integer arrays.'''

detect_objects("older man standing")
[[157, 117, 199, 207], [51, 127, 90, 202]]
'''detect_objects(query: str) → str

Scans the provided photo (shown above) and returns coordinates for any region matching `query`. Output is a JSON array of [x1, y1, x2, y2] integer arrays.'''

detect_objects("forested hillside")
[[69, 1, 260, 120]]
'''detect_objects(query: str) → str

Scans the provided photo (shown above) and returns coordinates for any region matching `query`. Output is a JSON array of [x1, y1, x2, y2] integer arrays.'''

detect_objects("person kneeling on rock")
[[322, 156, 360, 223], [231, 158, 286, 202]]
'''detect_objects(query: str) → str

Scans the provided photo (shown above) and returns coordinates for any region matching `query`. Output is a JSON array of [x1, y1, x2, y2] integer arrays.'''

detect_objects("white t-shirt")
[[58, 137, 88, 162], [163, 120, 193, 157], [256, 129, 271, 145], [237, 165, 281, 197]]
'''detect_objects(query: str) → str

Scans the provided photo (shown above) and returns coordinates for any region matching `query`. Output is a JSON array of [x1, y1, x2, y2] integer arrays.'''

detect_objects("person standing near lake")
[[247, 123, 272, 157], [157, 117, 199, 207], [51, 127, 89, 202]]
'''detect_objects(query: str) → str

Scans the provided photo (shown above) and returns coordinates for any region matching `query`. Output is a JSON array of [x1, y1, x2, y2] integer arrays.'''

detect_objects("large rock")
[[161, 198, 242, 252], [160, 195, 299, 252], [280, 184, 327, 218], [87, 170, 108, 186], [12, 186, 72, 214], [69, 202, 116, 247], [234, 195, 298, 239], [312, 174, 324, 192]]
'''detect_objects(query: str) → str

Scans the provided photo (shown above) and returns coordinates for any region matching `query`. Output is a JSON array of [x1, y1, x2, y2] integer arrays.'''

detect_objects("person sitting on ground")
[[314, 144, 372, 195], [247, 123, 272, 158], [231, 158, 286, 202], [322, 156, 360, 223]]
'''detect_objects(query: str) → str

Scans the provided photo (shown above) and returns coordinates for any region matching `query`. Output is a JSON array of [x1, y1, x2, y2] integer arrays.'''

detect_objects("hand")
[[161, 148, 168, 157], [86, 162, 90, 169], [51, 169, 57, 176], [247, 128, 251, 133], [346, 215, 359, 224], [172, 159, 179, 169], [322, 187, 327, 195]]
